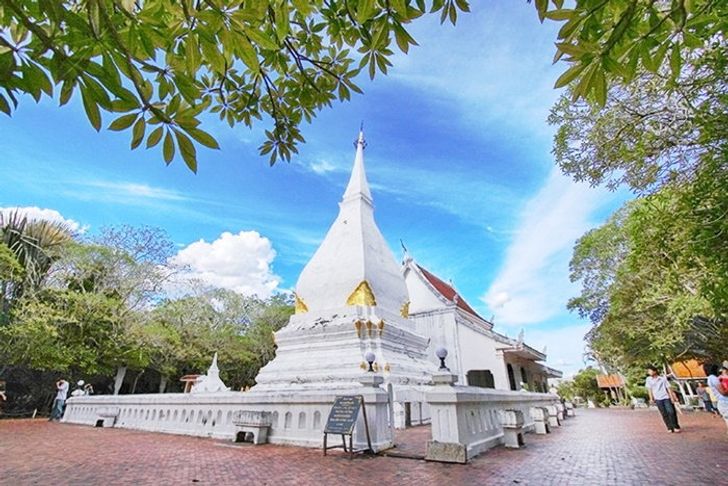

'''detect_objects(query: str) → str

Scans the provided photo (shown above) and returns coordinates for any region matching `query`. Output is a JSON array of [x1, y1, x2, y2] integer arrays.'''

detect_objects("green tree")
[[0, 210, 74, 301], [0, 242, 24, 322], [0, 0, 472, 170], [1, 288, 133, 376], [50, 225, 177, 392], [549, 40, 727, 194], [558, 367, 603, 404], [570, 188, 727, 370], [543, 0, 727, 106], [145, 290, 293, 390]]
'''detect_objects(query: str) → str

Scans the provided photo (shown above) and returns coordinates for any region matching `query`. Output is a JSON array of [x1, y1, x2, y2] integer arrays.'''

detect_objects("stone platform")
[[2, 409, 727, 485]]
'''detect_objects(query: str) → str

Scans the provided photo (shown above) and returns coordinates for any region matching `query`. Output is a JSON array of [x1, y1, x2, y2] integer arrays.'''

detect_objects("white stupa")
[[191, 353, 230, 393], [253, 130, 436, 391]]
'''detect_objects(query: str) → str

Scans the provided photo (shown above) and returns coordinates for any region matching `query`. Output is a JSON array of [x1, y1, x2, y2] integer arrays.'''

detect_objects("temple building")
[[61, 130, 562, 450], [403, 258, 562, 393]]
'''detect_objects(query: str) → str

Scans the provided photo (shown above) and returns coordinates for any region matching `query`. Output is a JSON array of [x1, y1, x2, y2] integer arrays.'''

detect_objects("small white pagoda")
[[190, 353, 230, 394], [254, 131, 436, 403]]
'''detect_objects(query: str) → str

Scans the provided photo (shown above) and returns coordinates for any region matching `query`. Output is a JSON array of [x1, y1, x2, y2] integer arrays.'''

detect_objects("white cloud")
[[521, 324, 593, 378], [489, 291, 511, 309], [390, 4, 563, 142], [482, 167, 623, 326], [0, 206, 87, 233], [79, 180, 189, 202], [308, 159, 340, 175], [170, 231, 280, 298]]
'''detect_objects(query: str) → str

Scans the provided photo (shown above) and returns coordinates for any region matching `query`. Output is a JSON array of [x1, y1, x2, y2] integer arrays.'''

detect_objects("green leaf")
[[108, 113, 138, 131], [163, 130, 175, 164], [653, 42, 670, 71], [59, 80, 74, 106], [185, 36, 200, 75], [174, 75, 200, 104], [391, 0, 408, 16], [535, 0, 548, 22], [146, 126, 164, 148], [246, 29, 279, 50], [670, 44, 681, 79], [554, 62, 586, 88], [81, 85, 101, 131], [0, 94, 10, 116], [130, 117, 146, 149], [454, 0, 470, 13], [555, 42, 589, 59], [682, 32, 703, 49], [274, 1, 289, 41], [545, 8, 573, 21], [572, 63, 597, 101], [175, 130, 197, 172], [184, 127, 220, 149], [593, 68, 607, 107], [357, 0, 375, 24], [237, 36, 260, 71]]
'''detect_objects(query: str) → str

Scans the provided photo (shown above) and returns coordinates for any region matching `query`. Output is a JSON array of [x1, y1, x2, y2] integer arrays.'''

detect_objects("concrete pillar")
[[530, 406, 550, 434], [500, 409, 525, 448], [546, 405, 561, 428], [356, 374, 394, 452]]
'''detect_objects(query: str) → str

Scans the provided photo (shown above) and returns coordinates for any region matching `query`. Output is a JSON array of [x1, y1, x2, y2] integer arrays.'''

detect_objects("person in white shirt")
[[645, 366, 680, 433], [704, 363, 728, 434], [49, 378, 69, 421], [70, 380, 85, 398]]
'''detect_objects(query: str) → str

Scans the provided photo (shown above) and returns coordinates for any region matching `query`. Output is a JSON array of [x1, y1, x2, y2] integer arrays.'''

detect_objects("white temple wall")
[[408, 310, 460, 373], [62, 387, 394, 451], [409, 310, 511, 391], [455, 320, 508, 388]]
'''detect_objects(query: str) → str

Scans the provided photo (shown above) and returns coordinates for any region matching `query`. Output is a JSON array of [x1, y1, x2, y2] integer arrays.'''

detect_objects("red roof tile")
[[417, 265, 482, 319]]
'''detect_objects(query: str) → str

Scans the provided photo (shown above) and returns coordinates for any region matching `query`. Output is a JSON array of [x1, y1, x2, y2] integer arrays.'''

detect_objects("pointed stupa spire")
[[190, 351, 229, 393], [293, 128, 409, 316], [209, 352, 219, 374], [342, 128, 372, 204]]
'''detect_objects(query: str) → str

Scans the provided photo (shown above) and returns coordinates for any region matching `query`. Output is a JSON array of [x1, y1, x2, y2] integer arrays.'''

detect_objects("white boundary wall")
[[62, 384, 393, 452], [426, 374, 559, 461]]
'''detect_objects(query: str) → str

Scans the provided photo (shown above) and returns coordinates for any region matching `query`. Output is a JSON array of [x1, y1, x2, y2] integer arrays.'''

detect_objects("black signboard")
[[322, 395, 372, 457], [324, 395, 362, 434]]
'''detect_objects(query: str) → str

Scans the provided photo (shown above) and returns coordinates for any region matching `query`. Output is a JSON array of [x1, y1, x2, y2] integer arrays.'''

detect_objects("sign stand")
[[323, 395, 373, 458]]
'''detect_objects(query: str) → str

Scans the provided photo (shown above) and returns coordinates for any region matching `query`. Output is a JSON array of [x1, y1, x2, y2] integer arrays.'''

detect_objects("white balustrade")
[[425, 373, 559, 463], [62, 377, 392, 451]]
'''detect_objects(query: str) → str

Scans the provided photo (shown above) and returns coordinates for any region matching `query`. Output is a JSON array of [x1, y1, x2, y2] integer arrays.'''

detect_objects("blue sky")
[[0, 3, 629, 375]]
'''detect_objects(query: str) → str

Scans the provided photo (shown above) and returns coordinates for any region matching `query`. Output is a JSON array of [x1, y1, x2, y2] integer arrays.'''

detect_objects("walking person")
[[704, 364, 728, 435], [645, 366, 681, 433], [49, 377, 69, 421], [697, 382, 718, 415]]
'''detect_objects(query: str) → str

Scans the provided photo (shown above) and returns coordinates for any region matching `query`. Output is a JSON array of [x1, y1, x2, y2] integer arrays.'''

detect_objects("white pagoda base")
[[254, 306, 435, 390]]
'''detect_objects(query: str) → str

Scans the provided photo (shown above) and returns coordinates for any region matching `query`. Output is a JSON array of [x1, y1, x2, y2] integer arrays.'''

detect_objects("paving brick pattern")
[[1, 409, 726, 485]]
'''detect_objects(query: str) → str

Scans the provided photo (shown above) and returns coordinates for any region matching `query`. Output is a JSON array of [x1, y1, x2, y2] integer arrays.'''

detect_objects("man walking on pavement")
[[645, 366, 681, 433]]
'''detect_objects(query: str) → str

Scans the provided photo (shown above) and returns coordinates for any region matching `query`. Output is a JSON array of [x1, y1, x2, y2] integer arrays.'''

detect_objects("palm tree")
[[0, 210, 74, 302]]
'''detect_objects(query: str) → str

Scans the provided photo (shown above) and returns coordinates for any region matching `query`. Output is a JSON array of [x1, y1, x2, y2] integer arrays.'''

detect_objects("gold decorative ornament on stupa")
[[346, 280, 377, 306], [294, 294, 308, 314], [400, 301, 410, 318]]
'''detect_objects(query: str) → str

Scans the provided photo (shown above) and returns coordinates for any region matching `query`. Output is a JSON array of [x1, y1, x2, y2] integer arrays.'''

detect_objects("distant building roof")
[[596, 374, 625, 389], [670, 359, 707, 379], [416, 265, 481, 318]]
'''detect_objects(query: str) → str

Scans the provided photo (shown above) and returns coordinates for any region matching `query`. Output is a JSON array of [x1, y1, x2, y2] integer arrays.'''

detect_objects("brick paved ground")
[[1, 409, 726, 485]]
